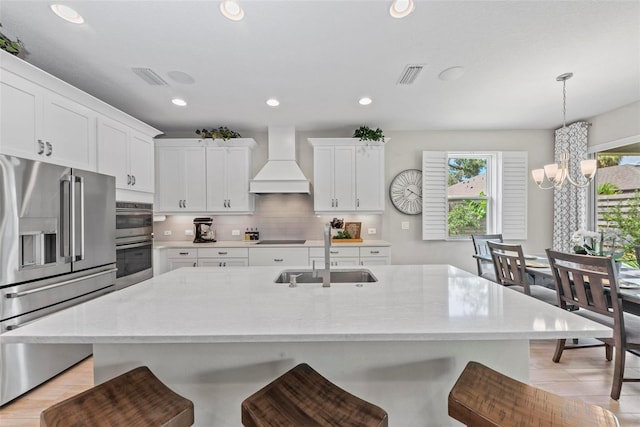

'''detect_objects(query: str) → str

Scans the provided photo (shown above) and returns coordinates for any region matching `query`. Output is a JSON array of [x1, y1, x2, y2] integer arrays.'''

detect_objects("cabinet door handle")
[[37, 139, 45, 154], [219, 262, 223, 267], [227, 199, 231, 208], [357, 198, 360, 208], [179, 252, 189, 255], [274, 258, 284, 262], [178, 200, 182, 208], [218, 251, 227, 255], [370, 250, 380, 254], [131, 175, 136, 186], [46, 141, 52, 156], [127, 174, 132, 185], [331, 199, 335, 207], [335, 199, 338, 207], [183, 199, 187, 208], [193, 262, 197, 267], [223, 262, 227, 267]]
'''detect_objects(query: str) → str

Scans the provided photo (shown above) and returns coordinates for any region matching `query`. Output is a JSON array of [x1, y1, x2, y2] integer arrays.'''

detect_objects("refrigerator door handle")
[[5, 268, 118, 299], [77, 175, 85, 261], [60, 175, 74, 263]]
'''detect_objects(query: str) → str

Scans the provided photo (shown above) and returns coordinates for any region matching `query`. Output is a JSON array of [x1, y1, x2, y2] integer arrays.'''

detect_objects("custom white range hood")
[[249, 126, 310, 194]]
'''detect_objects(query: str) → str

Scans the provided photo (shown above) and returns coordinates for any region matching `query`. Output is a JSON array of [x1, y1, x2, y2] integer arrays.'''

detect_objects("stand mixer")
[[193, 217, 216, 243]]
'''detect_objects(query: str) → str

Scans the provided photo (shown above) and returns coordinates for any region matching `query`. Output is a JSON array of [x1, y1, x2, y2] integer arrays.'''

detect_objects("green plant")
[[597, 182, 620, 195], [353, 126, 385, 142], [601, 190, 640, 267], [0, 23, 22, 56], [448, 198, 487, 236], [333, 230, 351, 239], [195, 127, 241, 141]]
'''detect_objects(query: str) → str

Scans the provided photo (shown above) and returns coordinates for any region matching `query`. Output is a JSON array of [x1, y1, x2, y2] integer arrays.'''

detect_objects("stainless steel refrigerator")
[[0, 154, 116, 405]]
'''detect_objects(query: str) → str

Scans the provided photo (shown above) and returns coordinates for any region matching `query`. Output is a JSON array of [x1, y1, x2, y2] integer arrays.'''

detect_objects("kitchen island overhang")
[[2, 265, 612, 425]]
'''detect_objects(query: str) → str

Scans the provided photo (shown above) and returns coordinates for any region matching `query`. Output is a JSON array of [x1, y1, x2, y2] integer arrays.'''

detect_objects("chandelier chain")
[[562, 78, 567, 128]]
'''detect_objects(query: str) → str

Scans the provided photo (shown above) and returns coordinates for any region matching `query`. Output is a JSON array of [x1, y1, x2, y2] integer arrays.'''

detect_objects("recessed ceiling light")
[[438, 66, 465, 81], [171, 98, 187, 107], [359, 97, 373, 106], [266, 98, 280, 107], [389, 0, 415, 19], [50, 4, 85, 24], [220, 0, 244, 21]]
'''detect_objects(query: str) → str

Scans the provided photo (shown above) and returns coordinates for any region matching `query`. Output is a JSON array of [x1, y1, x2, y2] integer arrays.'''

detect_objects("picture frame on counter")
[[344, 222, 361, 239]]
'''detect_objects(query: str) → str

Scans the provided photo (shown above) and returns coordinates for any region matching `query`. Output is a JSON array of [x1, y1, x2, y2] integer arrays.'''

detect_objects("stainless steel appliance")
[[0, 154, 116, 406], [193, 217, 216, 243], [115, 202, 153, 290]]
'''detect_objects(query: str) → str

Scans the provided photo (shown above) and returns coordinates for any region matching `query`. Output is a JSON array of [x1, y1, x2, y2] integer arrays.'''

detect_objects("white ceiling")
[[1, 0, 639, 136]]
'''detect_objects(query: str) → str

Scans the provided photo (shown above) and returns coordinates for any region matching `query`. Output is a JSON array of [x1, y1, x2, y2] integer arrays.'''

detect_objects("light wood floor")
[[1, 340, 639, 426]]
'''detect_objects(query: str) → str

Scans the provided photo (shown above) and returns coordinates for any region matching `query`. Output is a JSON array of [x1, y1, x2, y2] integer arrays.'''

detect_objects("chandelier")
[[531, 73, 597, 189]]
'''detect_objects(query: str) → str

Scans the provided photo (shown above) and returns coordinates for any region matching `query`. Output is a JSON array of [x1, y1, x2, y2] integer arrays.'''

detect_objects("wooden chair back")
[[471, 234, 503, 277], [545, 249, 623, 319], [487, 241, 528, 291]]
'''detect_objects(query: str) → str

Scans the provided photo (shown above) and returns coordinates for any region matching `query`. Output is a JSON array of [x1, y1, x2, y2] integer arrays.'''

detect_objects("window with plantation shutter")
[[422, 151, 527, 240]]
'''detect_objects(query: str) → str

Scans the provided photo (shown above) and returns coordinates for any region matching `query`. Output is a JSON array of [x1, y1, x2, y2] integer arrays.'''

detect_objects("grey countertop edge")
[[154, 240, 392, 249]]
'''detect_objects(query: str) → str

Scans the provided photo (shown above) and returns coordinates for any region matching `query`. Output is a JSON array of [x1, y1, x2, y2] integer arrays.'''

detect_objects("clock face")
[[389, 169, 423, 214]]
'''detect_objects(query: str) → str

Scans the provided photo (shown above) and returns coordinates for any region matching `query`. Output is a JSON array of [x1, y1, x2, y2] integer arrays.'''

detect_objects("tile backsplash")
[[153, 194, 383, 242]]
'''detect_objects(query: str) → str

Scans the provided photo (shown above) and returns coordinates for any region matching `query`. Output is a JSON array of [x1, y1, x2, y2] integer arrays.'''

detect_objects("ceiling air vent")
[[397, 64, 424, 85], [132, 67, 168, 86]]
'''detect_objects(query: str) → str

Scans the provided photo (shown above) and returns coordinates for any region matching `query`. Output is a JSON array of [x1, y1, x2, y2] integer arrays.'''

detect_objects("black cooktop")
[[256, 240, 306, 245]]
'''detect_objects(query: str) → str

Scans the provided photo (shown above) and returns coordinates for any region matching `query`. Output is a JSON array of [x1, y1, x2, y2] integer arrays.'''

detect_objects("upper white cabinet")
[[206, 140, 256, 213], [155, 140, 207, 212], [1, 50, 160, 200], [0, 69, 96, 170], [308, 138, 386, 214], [97, 117, 154, 193]]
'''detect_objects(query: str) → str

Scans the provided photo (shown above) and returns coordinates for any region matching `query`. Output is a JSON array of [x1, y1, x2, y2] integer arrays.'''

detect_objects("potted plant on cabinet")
[[195, 126, 241, 141], [353, 126, 385, 143]]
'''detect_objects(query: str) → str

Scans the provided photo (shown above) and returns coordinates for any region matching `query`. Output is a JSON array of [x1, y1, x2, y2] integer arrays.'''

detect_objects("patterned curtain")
[[552, 121, 590, 252]]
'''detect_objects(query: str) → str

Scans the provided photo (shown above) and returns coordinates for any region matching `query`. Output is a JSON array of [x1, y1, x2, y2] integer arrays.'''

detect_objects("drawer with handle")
[[167, 248, 197, 258], [198, 248, 248, 258]]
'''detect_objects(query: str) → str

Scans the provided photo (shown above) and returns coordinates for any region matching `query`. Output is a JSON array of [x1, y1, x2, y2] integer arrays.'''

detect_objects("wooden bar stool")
[[242, 363, 388, 427], [448, 361, 619, 427], [41, 366, 194, 427]]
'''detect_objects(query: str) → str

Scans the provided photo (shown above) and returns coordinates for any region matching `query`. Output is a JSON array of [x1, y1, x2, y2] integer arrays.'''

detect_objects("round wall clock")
[[389, 169, 423, 214]]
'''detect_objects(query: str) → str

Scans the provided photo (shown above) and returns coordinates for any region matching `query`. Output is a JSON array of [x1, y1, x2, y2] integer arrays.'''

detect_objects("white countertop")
[[2, 265, 611, 344], [153, 239, 391, 249]]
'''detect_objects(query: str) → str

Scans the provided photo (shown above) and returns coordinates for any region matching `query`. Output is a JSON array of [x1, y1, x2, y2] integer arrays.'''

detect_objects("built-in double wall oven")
[[115, 202, 153, 290]]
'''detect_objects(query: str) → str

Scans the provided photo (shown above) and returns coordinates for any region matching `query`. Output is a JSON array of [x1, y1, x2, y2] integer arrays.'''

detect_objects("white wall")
[[380, 130, 555, 273], [588, 101, 640, 148]]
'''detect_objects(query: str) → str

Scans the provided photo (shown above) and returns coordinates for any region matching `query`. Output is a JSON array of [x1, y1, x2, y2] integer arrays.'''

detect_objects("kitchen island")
[[3, 265, 611, 426]]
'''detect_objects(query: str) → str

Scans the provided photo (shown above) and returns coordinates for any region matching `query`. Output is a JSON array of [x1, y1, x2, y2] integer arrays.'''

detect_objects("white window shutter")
[[422, 151, 448, 240], [500, 151, 528, 240]]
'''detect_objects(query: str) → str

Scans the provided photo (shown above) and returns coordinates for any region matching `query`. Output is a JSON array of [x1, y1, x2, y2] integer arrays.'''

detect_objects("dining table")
[[473, 253, 640, 315]]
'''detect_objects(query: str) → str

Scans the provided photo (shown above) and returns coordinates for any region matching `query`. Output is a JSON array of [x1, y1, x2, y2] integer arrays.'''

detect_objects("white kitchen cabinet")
[[355, 145, 385, 211], [1, 50, 160, 180], [0, 68, 96, 170], [359, 246, 391, 266], [249, 247, 309, 266], [97, 118, 154, 193], [309, 246, 359, 267], [155, 140, 207, 213], [308, 139, 386, 214], [197, 247, 249, 267], [311, 144, 356, 211], [166, 248, 198, 271], [206, 140, 255, 213]]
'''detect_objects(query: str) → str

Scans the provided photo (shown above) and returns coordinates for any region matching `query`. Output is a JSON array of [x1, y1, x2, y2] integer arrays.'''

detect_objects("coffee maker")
[[193, 217, 216, 243]]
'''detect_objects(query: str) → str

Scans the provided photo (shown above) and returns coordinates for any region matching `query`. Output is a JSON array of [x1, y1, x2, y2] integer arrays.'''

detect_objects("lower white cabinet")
[[197, 248, 249, 267], [309, 246, 359, 267], [249, 248, 310, 266], [166, 248, 198, 271], [359, 246, 391, 265]]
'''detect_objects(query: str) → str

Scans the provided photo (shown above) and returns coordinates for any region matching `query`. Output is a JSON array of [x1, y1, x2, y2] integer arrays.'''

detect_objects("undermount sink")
[[274, 269, 378, 284]]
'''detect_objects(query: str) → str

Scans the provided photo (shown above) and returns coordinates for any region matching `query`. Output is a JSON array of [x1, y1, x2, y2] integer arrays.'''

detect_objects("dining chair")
[[471, 234, 503, 281], [546, 249, 640, 400], [487, 241, 558, 305]]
